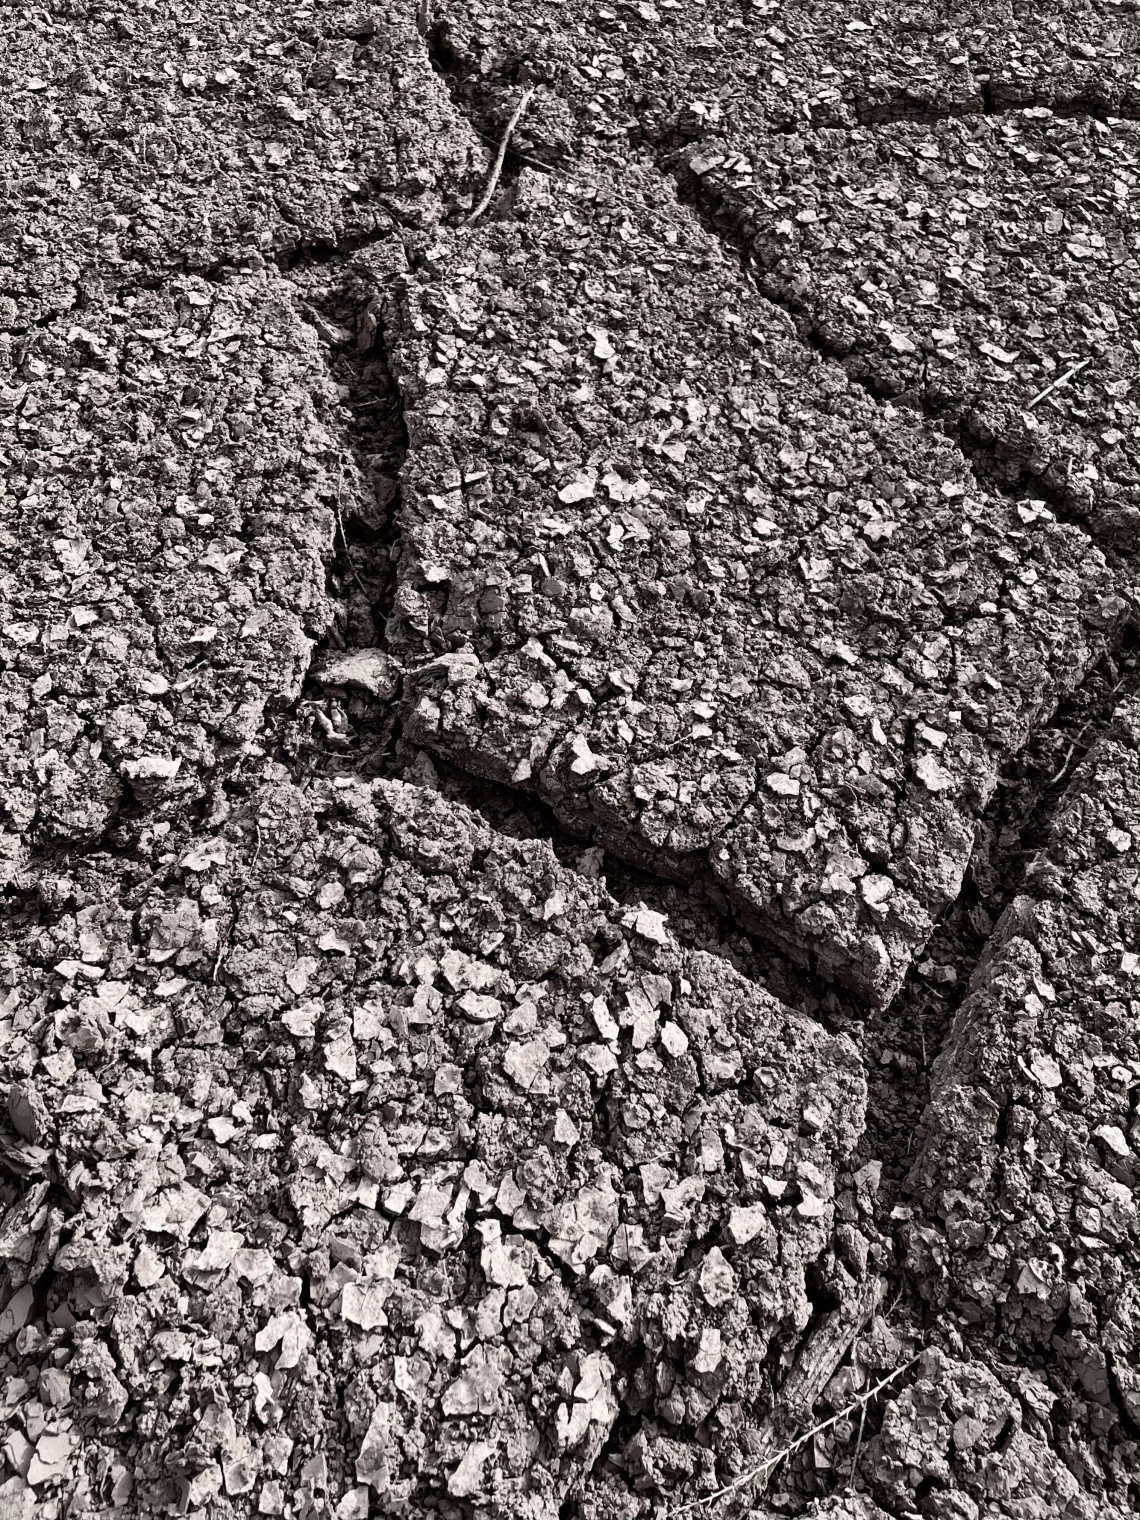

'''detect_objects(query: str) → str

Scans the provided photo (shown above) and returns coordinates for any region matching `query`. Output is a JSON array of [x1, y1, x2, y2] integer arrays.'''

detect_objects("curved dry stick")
[[668, 1352, 923, 1517], [464, 86, 536, 226]]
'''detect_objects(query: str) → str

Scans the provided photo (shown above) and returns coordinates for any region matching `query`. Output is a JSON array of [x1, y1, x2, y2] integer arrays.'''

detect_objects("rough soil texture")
[[1, 4, 1139, 1520], [387, 162, 1119, 1007], [0, 776, 865, 1516], [909, 694, 1140, 1501]]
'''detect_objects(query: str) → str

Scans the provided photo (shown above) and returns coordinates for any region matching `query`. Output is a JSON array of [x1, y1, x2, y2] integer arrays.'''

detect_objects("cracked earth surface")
[[1, 4, 1139, 1519]]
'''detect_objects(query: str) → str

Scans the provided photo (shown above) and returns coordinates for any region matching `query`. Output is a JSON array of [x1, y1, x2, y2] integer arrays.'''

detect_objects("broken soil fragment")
[[0, 778, 865, 1515], [910, 693, 1140, 1495], [0, 276, 340, 880], [385, 155, 1119, 1004]]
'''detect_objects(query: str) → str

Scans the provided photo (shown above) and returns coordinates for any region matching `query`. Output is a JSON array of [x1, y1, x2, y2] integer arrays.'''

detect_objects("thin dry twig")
[[464, 86, 536, 225], [668, 1353, 923, 1517], [468, 122, 565, 177], [1027, 357, 1091, 410], [847, 1396, 869, 1493], [1045, 673, 1127, 787], [331, 457, 371, 601], [1047, 719, 1093, 788]]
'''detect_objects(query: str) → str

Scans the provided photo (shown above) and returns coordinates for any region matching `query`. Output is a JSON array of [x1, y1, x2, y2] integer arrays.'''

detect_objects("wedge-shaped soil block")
[[0, 274, 342, 876], [0, 778, 864, 1516], [385, 159, 1120, 1003], [911, 694, 1140, 1469]]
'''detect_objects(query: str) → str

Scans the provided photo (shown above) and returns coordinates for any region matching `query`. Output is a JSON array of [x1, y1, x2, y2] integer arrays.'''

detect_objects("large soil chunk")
[[910, 694, 1140, 1470], [861, 1348, 1123, 1520], [0, 778, 864, 1516], [0, 274, 339, 873], [0, 2, 478, 288], [431, 1, 1140, 140], [669, 111, 1140, 553], [385, 159, 1119, 1003], [429, 3, 1140, 559]]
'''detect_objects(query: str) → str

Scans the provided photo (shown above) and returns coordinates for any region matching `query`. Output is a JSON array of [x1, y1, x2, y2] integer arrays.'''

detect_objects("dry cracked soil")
[[1, 3, 1140, 1519]]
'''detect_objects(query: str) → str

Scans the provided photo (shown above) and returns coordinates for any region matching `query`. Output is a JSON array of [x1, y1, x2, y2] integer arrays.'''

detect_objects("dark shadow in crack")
[[645, 147, 1140, 578], [273, 255, 411, 782], [852, 81, 1140, 129], [593, 628, 1140, 1194]]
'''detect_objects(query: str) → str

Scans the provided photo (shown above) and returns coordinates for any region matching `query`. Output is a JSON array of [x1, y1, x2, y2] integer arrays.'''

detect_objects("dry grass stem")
[[668, 1353, 923, 1517]]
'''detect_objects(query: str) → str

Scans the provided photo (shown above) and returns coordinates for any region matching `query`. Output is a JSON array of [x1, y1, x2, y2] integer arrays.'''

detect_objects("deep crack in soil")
[[595, 629, 1140, 1211], [271, 255, 411, 784], [653, 147, 1136, 569]]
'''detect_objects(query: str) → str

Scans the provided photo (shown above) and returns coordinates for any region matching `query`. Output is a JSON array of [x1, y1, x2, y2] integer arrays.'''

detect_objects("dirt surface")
[[1, 4, 1139, 1519], [910, 692, 1140, 1503], [0, 776, 866, 1516], [386, 154, 1118, 1010]]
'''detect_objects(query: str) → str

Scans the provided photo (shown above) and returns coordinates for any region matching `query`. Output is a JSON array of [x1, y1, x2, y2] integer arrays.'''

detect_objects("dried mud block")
[[414, 4, 1140, 558], [671, 112, 1140, 554], [911, 696, 1140, 1467], [985, 5, 1140, 117], [861, 1348, 1127, 1520], [0, 273, 344, 873], [386, 160, 1119, 1003], [0, 2, 478, 293], [432, 1, 1140, 143], [0, 777, 863, 1516]]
